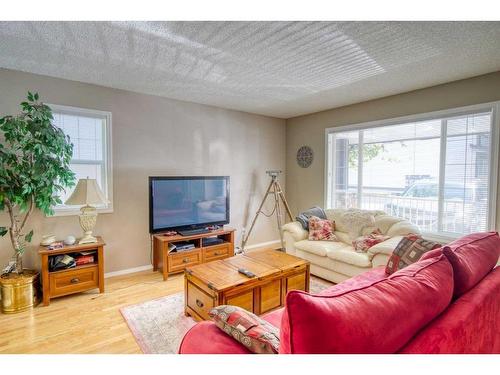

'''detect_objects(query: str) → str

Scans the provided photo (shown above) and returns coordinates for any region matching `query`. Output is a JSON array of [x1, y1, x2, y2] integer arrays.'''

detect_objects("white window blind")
[[51, 105, 112, 214], [326, 105, 497, 238]]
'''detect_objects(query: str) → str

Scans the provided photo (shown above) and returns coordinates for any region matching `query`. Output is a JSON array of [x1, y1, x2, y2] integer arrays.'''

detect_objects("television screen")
[[149, 176, 229, 233]]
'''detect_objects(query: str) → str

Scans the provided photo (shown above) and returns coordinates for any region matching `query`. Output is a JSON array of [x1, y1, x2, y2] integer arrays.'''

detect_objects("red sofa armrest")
[[178, 321, 252, 354]]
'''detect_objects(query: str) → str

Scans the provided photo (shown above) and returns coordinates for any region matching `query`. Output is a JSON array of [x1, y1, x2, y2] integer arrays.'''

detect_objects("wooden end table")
[[38, 237, 105, 306]]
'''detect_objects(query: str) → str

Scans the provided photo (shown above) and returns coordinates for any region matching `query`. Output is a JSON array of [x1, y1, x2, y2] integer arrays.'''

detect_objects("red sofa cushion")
[[442, 231, 500, 298], [279, 255, 454, 354], [400, 266, 500, 353]]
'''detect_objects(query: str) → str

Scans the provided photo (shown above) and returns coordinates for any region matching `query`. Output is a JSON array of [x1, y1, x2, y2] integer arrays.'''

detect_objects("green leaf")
[[25, 230, 33, 243], [0, 92, 75, 224], [0, 227, 7, 237]]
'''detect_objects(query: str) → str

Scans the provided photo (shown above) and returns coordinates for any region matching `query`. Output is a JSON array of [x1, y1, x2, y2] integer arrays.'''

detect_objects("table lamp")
[[65, 178, 108, 244]]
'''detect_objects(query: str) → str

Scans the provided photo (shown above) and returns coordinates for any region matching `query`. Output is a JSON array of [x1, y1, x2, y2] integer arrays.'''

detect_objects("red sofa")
[[179, 232, 500, 354]]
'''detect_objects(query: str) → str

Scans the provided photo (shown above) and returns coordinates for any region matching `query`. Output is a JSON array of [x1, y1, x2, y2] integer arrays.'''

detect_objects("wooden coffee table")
[[184, 248, 310, 321]]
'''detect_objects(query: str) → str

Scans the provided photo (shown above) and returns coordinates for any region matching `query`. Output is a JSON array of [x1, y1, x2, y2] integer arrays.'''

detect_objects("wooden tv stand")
[[152, 227, 235, 281]]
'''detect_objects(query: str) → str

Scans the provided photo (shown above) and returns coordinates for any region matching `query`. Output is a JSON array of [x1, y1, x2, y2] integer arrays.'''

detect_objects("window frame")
[[325, 101, 500, 243], [49, 104, 114, 216]]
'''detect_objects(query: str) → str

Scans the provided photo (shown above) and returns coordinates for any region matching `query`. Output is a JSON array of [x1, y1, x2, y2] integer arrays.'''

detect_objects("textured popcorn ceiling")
[[1, 21, 500, 118]]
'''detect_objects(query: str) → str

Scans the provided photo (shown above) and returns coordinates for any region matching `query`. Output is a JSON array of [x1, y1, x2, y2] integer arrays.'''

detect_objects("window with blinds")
[[326, 105, 498, 238], [51, 105, 112, 214]]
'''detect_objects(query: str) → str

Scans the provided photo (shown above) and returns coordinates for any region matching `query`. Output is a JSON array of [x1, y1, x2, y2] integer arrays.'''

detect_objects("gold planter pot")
[[0, 270, 40, 314]]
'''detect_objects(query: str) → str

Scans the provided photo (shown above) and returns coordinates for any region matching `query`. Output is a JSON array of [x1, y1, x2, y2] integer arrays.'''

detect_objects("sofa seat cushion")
[[279, 255, 454, 354], [296, 250, 370, 277], [326, 248, 372, 268], [442, 231, 500, 298], [294, 240, 350, 257]]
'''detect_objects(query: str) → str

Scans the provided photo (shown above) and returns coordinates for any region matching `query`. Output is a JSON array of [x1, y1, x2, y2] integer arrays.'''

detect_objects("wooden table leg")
[[41, 254, 50, 306], [305, 265, 310, 293], [162, 245, 168, 281], [98, 245, 105, 293], [152, 236, 158, 272]]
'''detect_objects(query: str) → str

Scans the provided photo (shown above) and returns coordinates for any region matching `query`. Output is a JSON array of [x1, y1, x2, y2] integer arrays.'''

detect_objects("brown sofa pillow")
[[385, 234, 440, 274], [209, 305, 280, 354]]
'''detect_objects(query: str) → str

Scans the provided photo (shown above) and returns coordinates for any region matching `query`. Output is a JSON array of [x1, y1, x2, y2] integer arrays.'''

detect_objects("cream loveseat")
[[282, 208, 419, 283]]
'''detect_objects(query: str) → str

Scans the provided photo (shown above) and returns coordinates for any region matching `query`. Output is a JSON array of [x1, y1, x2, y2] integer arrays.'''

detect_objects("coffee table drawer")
[[225, 290, 254, 312], [260, 279, 282, 313], [49, 265, 99, 297], [203, 244, 229, 262], [286, 272, 307, 293], [169, 251, 201, 273], [187, 282, 215, 320]]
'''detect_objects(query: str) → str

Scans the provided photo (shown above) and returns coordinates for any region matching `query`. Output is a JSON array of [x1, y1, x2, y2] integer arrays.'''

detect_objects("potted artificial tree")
[[0, 92, 75, 313]]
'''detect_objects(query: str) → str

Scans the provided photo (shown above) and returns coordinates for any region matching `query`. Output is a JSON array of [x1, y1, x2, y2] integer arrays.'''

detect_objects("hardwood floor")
[[0, 270, 184, 354]]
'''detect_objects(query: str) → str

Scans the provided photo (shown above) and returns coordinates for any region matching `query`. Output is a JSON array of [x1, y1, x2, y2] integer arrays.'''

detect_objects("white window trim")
[[324, 101, 500, 243], [49, 104, 114, 216]]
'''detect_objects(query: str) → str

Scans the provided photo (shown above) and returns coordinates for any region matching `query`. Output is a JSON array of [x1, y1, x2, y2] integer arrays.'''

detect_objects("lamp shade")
[[65, 178, 108, 206]]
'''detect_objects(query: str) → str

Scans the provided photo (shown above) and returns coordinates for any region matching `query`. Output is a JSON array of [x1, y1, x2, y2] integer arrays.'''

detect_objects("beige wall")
[[0, 68, 286, 273], [286, 71, 500, 228]]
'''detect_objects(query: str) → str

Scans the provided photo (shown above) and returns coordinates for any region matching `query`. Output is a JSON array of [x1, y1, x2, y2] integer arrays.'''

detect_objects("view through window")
[[326, 108, 496, 237], [51, 105, 112, 212]]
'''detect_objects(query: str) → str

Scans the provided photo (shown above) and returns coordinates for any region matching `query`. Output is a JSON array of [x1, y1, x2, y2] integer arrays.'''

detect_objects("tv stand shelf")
[[152, 227, 235, 280]]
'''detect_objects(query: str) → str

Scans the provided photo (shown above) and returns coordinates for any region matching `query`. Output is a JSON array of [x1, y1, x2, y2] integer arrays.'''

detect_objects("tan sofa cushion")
[[296, 250, 371, 277], [294, 240, 351, 257], [326, 248, 372, 268]]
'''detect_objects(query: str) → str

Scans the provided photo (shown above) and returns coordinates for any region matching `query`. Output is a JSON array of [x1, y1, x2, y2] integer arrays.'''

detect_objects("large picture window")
[[326, 103, 499, 239], [50, 104, 113, 215]]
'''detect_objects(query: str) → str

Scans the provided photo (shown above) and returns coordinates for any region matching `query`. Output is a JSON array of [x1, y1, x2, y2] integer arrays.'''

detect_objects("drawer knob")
[[196, 299, 204, 308], [214, 251, 220, 256], [183, 258, 189, 263], [70, 278, 80, 284]]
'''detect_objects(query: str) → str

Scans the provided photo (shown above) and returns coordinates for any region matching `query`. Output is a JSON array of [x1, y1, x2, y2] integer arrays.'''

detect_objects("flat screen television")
[[149, 176, 230, 233]]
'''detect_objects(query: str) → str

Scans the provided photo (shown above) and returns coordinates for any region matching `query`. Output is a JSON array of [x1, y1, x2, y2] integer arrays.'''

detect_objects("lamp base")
[[79, 205, 98, 244], [79, 232, 97, 244]]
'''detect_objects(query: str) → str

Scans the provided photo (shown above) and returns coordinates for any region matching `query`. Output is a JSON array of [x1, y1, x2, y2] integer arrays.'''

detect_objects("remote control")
[[238, 268, 256, 278]]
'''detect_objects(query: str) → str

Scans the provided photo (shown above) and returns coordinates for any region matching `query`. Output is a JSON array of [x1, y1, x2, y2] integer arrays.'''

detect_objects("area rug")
[[120, 276, 333, 354]]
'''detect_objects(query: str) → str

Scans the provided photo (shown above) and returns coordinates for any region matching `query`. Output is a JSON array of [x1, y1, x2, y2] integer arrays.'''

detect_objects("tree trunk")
[[15, 251, 23, 274]]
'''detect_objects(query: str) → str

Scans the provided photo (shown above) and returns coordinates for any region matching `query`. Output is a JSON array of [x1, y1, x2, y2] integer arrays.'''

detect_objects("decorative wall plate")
[[297, 146, 313, 168]]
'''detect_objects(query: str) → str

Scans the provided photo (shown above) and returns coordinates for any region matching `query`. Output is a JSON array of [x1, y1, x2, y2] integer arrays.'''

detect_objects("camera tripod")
[[241, 170, 293, 252]]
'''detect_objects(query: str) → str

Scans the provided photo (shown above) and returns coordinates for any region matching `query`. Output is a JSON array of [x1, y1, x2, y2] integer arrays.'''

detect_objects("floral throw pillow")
[[308, 216, 337, 241], [352, 228, 390, 253], [385, 234, 441, 275], [209, 305, 280, 354]]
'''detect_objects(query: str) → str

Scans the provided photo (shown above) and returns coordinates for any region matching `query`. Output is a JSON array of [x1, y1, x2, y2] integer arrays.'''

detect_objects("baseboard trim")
[[104, 239, 282, 278], [245, 239, 281, 250], [104, 264, 153, 278]]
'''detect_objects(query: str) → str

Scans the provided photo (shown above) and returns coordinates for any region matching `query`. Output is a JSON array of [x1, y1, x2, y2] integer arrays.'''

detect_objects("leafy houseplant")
[[0, 93, 75, 274]]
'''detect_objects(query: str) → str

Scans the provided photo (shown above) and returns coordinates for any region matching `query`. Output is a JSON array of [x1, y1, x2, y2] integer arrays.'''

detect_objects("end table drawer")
[[169, 251, 201, 273], [203, 244, 230, 262], [49, 266, 99, 297], [187, 281, 215, 320]]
